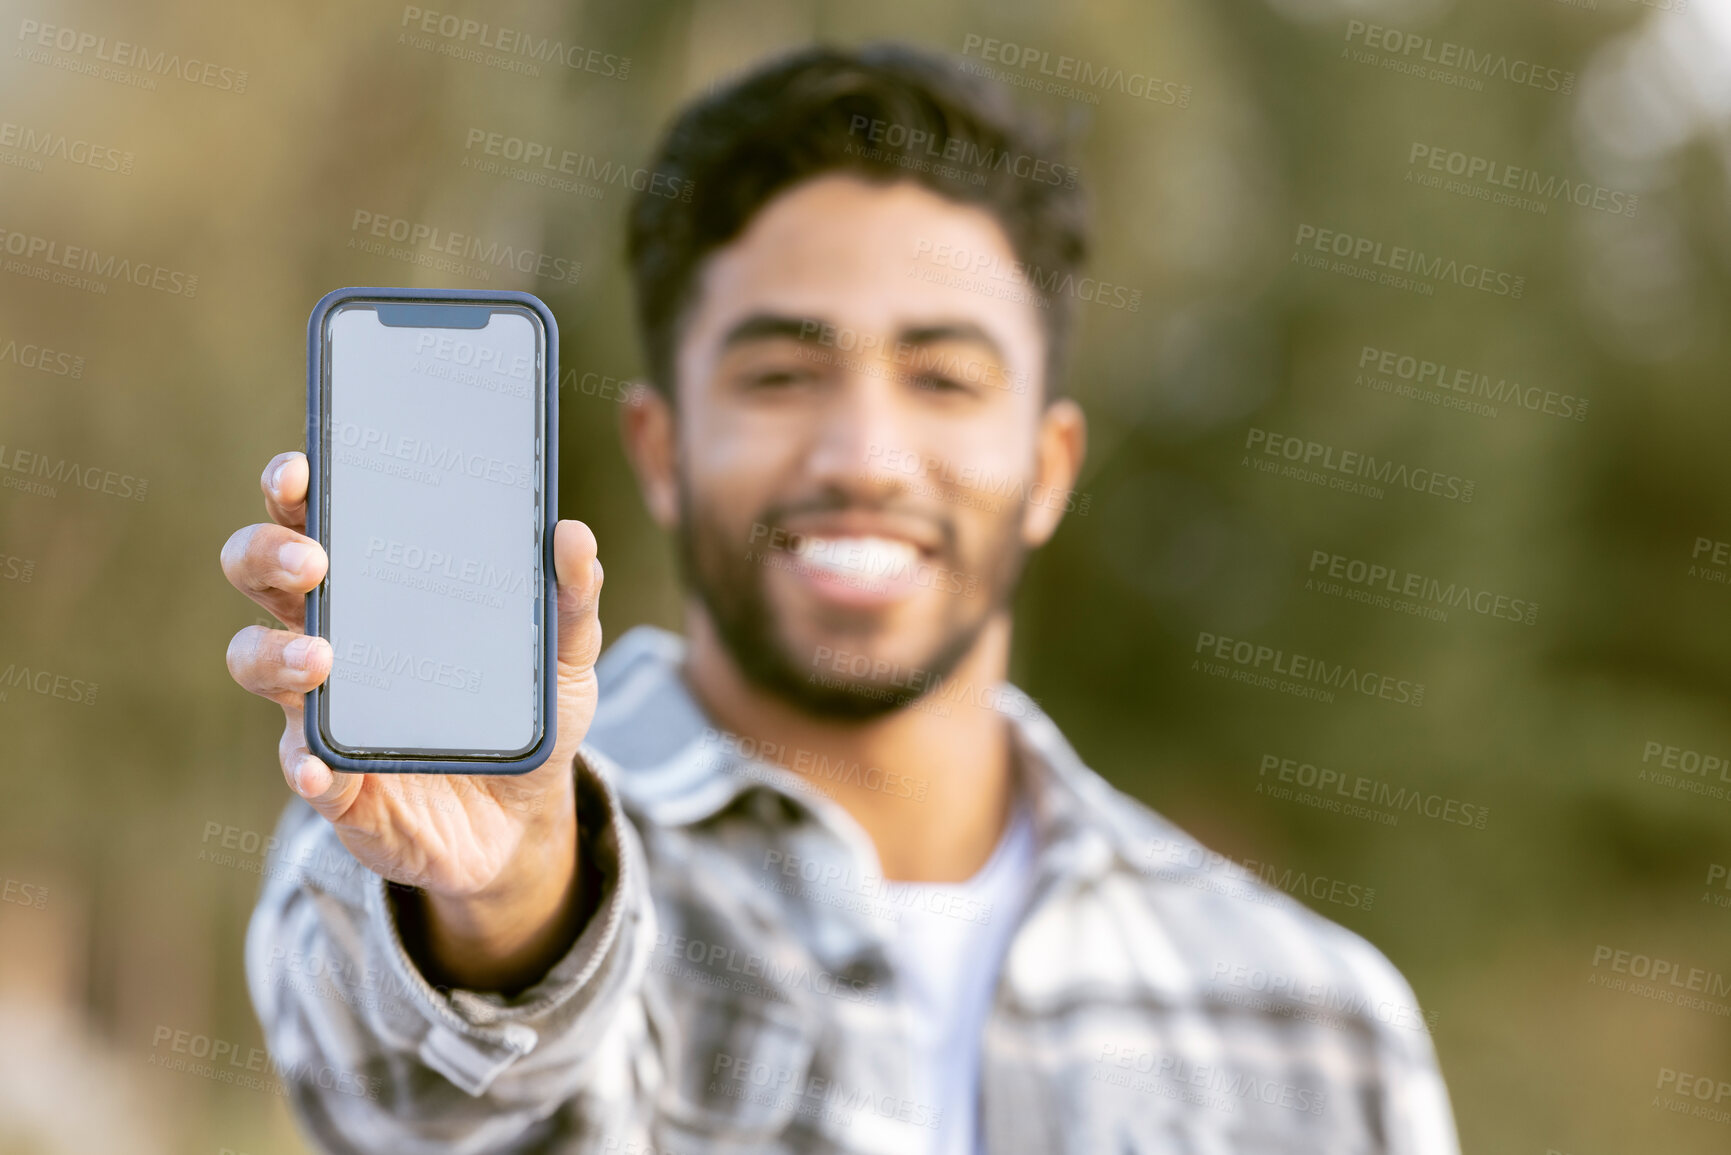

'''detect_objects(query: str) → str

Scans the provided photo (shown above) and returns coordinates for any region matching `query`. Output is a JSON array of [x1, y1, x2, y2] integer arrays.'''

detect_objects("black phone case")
[[303, 286, 559, 774]]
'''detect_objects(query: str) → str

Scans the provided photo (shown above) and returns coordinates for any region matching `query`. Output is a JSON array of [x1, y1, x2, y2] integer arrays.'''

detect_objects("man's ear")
[[1021, 398, 1087, 548], [619, 383, 680, 530]]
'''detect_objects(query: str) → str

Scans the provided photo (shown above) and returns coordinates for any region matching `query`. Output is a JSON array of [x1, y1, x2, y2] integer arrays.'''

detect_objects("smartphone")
[[303, 287, 558, 774]]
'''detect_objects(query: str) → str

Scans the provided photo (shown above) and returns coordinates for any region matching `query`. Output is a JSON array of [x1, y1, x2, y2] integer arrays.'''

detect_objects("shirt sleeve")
[[1330, 927, 1461, 1155], [243, 744, 660, 1154], [1386, 1004, 1461, 1155]]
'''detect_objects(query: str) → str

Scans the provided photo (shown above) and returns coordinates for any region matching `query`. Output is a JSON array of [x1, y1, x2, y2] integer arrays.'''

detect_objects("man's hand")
[[220, 450, 605, 992]]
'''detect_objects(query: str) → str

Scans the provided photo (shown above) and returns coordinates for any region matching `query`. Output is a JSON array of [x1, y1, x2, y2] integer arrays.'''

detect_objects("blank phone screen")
[[320, 302, 544, 756]]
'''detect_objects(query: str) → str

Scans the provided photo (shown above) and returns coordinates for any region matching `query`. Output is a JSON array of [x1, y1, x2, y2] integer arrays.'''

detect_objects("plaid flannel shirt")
[[246, 625, 1460, 1154]]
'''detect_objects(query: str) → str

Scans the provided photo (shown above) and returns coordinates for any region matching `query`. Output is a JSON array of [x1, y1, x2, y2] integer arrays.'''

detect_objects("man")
[[222, 43, 1459, 1154]]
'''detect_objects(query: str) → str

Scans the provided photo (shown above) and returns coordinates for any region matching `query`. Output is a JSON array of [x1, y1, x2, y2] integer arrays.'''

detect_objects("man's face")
[[661, 174, 1069, 718]]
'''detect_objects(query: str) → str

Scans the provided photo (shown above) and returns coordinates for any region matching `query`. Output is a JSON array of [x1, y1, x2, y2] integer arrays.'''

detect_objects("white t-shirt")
[[880, 802, 1038, 1155]]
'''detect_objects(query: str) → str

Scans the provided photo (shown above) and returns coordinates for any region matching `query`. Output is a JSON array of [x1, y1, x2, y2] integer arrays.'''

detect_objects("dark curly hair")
[[626, 42, 1090, 402]]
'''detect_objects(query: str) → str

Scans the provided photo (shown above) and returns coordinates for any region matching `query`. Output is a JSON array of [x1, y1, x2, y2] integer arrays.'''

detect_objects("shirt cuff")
[[361, 743, 649, 1096]]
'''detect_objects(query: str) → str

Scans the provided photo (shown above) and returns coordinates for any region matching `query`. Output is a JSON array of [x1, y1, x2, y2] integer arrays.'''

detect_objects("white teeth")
[[796, 535, 920, 579]]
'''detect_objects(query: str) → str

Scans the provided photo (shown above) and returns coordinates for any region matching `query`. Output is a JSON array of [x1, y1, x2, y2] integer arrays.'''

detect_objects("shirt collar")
[[585, 625, 1131, 883]]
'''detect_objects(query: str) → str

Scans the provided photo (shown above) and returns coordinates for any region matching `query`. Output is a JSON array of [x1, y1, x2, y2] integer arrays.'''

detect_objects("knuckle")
[[219, 525, 256, 583], [226, 625, 265, 681], [225, 524, 281, 593], [274, 492, 308, 523], [278, 726, 306, 777]]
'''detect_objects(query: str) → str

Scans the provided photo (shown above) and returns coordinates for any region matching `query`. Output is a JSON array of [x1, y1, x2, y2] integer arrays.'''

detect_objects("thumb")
[[553, 519, 604, 675]]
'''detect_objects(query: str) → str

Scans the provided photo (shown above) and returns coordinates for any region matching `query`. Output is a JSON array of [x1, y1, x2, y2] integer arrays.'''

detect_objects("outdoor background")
[[0, 0, 1726, 1150]]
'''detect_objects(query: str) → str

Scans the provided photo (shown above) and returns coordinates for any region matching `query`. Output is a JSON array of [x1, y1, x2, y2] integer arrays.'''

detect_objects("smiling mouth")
[[791, 534, 923, 581]]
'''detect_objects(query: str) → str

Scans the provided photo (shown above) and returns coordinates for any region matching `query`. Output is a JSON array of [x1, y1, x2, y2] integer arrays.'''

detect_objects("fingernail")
[[283, 635, 314, 669], [280, 541, 314, 578], [291, 755, 314, 796], [269, 460, 287, 496]]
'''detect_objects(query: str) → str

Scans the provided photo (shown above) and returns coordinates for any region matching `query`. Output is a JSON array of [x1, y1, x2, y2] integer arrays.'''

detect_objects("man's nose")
[[803, 375, 918, 497]]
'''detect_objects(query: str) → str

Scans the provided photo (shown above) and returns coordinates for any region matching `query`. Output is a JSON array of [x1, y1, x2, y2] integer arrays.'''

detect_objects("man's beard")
[[674, 477, 1026, 721]]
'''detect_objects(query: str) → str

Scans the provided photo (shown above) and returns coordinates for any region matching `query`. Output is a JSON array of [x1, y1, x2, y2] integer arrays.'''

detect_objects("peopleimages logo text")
[[1358, 344, 1587, 421], [1195, 631, 1425, 708], [846, 114, 1079, 187], [1407, 143, 1636, 217], [16, 19, 249, 91], [0, 226, 198, 296], [959, 34, 1190, 106], [0, 120, 133, 174], [1245, 428, 1476, 503], [1294, 224, 1523, 298], [349, 210, 581, 284], [399, 7, 629, 78], [1343, 20, 1574, 94]]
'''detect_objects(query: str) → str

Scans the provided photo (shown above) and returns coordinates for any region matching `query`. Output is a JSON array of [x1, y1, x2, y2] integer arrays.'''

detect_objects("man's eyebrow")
[[896, 321, 1006, 362], [719, 313, 826, 349]]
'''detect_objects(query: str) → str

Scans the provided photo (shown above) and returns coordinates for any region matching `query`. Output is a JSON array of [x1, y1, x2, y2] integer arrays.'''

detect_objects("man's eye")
[[747, 367, 818, 389], [912, 374, 972, 395]]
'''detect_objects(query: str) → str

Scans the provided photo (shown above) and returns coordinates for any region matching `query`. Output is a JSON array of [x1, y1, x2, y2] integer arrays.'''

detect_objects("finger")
[[261, 452, 310, 532], [553, 519, 604, 675], [278, 703, 363, 821], [220, 522, 328, 628], [227, 626, 333, 706]]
